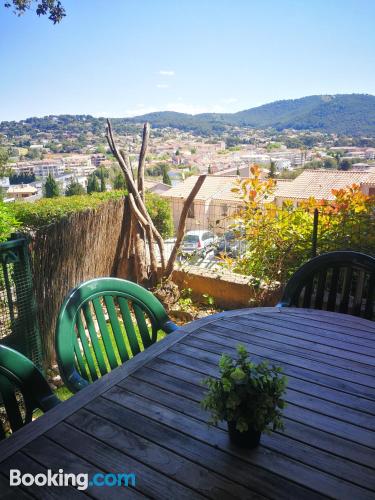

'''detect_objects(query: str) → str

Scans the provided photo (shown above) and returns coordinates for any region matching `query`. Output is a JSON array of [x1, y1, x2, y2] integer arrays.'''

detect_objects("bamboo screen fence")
[[29, 198, 128, 365]]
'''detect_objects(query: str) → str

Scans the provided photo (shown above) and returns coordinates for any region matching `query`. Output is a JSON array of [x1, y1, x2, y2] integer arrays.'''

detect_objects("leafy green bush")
[[201, 345, 287, 433], [227, 166, 375, 291], [0, 202, 20, 241], [10, 191, 174, 239], [145, 192, 174, 238], [12, 191, 124, 229]]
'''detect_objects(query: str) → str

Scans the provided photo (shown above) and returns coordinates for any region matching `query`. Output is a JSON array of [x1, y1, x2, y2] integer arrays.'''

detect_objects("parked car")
[[181, 230, 217, 257], [215, 230, 246, 258]]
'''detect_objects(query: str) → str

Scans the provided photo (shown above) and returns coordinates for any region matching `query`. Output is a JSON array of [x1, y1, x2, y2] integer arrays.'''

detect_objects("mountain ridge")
[[1, 94, 375, 137], [128, 94, 375, 135]]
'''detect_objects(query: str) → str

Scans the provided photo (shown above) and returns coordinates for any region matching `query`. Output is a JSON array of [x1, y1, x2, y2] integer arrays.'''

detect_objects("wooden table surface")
[[0, 307, 375, 500]]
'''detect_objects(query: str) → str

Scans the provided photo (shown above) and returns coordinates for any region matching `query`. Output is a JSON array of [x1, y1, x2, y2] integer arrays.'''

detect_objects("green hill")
[[1, 94, 375, 139], [130, 94, 375, 135]]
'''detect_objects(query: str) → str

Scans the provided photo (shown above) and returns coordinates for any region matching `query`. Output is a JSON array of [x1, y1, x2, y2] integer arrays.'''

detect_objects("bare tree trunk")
[[106, 120, 206, 289], [137, 123, 149, 203]]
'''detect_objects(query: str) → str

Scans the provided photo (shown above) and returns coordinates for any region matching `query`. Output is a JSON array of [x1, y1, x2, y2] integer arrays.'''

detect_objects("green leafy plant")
[[11, 191, 124, 229], [0, 202, 20, 241], [145, 192, 174, 239], [201, 345, 287, 433], [226, 165, 375, 298], [202, 293, 215, 307], [177, 287, 193, 311]]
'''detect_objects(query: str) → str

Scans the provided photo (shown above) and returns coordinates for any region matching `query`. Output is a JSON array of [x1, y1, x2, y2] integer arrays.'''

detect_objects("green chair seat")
[[277, 251, 375, 320], [55, 277, 178, 393], [0, 345, 60, 439]]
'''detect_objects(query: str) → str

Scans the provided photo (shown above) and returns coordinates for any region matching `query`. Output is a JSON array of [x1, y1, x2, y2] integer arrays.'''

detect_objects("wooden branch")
[[164, 174, 207, 278], [128, 155, 136, 183], [128, 193, 149, 228], [137, 123, 149, 202], [145, 225, 158, 282], [106, 119, 167, 272]]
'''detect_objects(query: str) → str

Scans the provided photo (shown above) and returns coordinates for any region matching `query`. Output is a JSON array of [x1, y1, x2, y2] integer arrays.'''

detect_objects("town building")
[[274, 170, 375, 206], [6, 184, 38, 200], [160, 175, 243, 234]]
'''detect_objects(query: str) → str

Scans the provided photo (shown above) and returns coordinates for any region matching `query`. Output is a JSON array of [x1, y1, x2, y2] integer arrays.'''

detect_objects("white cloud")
[[159, 70, 175, 76], [122, 106, 159, 117], [156, 84, 169, 89], [164, 102, 225, 115], [222, 97, 238, 104]]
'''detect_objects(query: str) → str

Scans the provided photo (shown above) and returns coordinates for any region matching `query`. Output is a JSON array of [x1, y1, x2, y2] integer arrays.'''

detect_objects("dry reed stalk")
[[29, 198, 128, 365]]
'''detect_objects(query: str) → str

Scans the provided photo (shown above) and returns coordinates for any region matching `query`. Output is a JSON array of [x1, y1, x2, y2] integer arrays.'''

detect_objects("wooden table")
[[0, 307, 375, 499]]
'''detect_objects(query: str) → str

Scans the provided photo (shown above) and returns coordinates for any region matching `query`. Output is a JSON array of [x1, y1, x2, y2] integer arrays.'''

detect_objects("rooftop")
[[275, 169, 375, 200], [160, 175, 241, 202]]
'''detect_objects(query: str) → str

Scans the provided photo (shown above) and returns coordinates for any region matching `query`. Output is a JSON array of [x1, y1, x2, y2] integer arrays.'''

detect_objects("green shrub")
[[145, 192, 174, 238], [10, 191, 174, 239], [0, 202, 20, 241], [12, 191, 125, 229]]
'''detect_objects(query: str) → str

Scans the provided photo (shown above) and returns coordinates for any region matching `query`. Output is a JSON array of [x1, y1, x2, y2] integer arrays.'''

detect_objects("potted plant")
[[201, 344, 287, 448]]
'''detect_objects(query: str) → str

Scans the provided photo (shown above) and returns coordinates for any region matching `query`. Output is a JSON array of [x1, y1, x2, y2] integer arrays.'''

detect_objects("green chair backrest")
[[278, 251, 375, 320], [55, 277, 178, 393], [0, 345, 60, 440]]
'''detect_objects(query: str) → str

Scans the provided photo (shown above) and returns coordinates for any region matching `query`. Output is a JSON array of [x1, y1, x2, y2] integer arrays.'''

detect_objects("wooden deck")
[[0, 307, 374, 499]]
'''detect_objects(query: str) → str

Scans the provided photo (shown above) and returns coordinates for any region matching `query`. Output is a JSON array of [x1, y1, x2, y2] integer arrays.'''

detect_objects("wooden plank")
[[46, 423, 206, 500], [86, 397, 323, 500], [0, 451, 84, 499], [188, 323, 375, 379], [272, 309, 375, 335], [103, 385, 374, 499], [160, 344, 375, 403], [134, 359, 375, 433], [148, 356, 375, 416], [0, 470, 34, 499], [174, 339, 375, 434], [119, 373, 375, 449], [202, 323, 375, 373], [179, 333, 375, 389], [129, 366, 375, 488], [21, 435, 142, 499], [219, 316, 375, 358], [63, 412, 265, 500], [236, 313, 375, 349], [163, 352, 374, 463], [146, 359, 375, 469]]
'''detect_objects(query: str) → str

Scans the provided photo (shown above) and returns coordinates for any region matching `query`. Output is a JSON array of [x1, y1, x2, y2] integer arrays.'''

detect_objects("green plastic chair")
[[0, 345, 60, 440], [55, 277, 178, 393], [277, 251, 375, 320]]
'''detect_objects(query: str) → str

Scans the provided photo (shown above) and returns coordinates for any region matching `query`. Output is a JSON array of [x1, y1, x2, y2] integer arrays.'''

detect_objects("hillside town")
[[1, 122, 375, 205]]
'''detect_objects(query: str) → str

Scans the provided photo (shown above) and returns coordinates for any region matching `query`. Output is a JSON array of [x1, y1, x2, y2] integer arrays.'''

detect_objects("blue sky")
[[1, 0, 374, 121]]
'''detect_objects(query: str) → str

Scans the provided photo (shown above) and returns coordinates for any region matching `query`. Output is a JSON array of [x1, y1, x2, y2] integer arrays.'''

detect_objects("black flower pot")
[[227, 421, 261, 448]]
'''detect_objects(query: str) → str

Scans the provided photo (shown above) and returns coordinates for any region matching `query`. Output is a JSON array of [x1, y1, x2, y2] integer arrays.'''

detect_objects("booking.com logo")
[[10, 469, 136, 490]]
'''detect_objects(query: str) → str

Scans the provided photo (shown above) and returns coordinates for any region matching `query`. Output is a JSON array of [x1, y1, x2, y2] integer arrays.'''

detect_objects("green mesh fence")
[[0, 238, 43, 372]]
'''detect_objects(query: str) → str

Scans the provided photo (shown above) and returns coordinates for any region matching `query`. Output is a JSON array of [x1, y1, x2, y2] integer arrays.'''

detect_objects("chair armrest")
[[163, 320, 179, 333]]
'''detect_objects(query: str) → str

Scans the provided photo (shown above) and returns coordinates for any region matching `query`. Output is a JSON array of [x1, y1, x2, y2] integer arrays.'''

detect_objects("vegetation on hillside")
[[128, 94, 375, 136], [2, 94, 374, 139]]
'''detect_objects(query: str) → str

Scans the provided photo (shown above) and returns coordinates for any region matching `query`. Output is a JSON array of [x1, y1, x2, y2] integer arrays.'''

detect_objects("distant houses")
[[273, 169, 375, 206], [160, 168, 375, 234], [160, 175, 243, 234]]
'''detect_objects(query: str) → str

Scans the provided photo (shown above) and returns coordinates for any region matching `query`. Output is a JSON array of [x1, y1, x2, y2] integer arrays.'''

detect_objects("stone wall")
[[172, 266, 282, 309]]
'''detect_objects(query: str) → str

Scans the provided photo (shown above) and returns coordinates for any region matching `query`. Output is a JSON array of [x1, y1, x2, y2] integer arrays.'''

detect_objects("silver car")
[[181, 230, 217, 256]]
